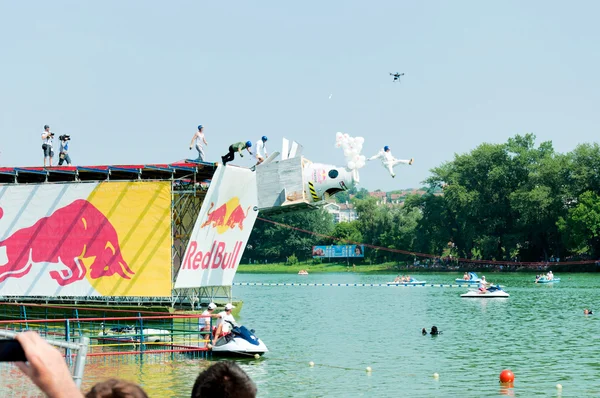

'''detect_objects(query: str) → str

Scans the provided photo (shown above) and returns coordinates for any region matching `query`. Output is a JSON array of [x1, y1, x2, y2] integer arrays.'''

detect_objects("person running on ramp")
[[221, 141, 253, 166]]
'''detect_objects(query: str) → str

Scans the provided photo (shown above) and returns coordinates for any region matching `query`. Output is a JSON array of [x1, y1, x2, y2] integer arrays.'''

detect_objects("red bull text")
[[0, 200, 133, 286], [181, 241, 243, 270]]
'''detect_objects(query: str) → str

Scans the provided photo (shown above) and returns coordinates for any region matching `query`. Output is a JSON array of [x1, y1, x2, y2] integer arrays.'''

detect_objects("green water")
[[82, 273, 600, 397]]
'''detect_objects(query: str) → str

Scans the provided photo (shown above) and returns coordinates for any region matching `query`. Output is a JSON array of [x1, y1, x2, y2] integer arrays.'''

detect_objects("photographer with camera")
[[58, 134, 72, 166], [41, 125, 54, 167]]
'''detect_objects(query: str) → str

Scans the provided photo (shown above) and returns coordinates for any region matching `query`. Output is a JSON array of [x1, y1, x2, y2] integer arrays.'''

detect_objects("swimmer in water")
[[430, 326, 441, 335], [422, 328, 427, 335], [584, 309, 593, 315]]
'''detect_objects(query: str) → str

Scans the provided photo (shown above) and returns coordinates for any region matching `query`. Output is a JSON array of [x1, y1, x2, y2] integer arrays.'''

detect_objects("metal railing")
[[0, 330, 89, 396]]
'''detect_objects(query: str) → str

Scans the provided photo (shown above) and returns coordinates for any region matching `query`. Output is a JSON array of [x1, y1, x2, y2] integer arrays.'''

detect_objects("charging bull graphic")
[[200, 197, 250, 234], [0, 199, 133, 286]]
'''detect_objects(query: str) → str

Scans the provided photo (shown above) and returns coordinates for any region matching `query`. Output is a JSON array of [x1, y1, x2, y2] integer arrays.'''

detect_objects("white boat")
[[97, 325, 171, 344], [461, 285, 509, 298]]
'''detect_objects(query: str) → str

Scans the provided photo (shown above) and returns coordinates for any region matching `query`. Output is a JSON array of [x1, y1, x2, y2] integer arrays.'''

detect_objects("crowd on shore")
[[13, 331, 257, 398]]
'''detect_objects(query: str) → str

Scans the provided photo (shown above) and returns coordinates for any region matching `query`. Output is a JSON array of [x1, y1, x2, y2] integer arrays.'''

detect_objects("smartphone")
[[0, 339, 27, 362]]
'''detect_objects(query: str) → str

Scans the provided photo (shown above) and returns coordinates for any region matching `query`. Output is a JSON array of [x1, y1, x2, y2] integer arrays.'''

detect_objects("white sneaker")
[[392, 173, 396, 178], [409, 158, 414, 165]]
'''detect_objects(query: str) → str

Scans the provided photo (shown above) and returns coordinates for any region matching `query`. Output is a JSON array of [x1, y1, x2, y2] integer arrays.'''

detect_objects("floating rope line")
[[233, 282, 480, 288], [256, 217, 600, 267]]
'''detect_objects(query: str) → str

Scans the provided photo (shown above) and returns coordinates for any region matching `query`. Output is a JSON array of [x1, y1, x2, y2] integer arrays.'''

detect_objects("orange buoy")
[[499, 369, 515, 383]]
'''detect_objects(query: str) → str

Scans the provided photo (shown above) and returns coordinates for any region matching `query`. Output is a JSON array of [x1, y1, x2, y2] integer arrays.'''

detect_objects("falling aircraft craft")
[[254, 138, 360, 215]]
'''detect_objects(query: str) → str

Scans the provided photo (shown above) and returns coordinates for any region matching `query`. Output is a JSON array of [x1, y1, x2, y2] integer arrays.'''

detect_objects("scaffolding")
[[0, 160, 236, 310]]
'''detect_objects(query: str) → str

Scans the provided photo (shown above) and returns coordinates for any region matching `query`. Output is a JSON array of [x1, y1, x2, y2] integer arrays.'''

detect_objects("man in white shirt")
[[212, 303, 237, 345], [189, 124, 208, 162], [367, 145, 413, 178], [41, 125, 54, 167], [254, 136, 268, 165], [199, 303, 219, 347]]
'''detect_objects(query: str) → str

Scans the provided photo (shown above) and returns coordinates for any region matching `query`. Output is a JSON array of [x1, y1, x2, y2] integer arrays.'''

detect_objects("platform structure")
[[0, 160, 234, 310]]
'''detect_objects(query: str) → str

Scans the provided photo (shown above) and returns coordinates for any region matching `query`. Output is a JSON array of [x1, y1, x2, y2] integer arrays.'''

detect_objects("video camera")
[[59, 134, 71, 141]]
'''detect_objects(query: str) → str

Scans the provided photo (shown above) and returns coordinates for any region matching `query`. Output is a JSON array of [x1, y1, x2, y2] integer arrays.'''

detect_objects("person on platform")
[[199, 303, 219, 348], [254, 136, 269, 165], [41, 125, 54, 167], [367, 145, 413, 178], [221, 141, 252, 166], [189, 125, 208, 162], [58, 135, 72, 166], [212, 303, 237, 345]]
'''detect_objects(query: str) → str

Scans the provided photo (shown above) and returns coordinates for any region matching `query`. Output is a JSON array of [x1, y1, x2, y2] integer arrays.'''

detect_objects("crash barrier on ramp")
[[233, 282, 485, 288], [0, 329, 89, 396], [0, 313, 214, 365]]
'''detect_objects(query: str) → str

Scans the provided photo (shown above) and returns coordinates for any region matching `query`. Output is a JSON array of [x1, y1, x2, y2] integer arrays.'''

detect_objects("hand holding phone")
[[0, 339, 27, 362]]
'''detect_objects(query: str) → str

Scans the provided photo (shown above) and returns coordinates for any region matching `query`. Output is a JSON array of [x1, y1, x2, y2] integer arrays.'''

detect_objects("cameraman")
[[41, 125, 54, 167], [58, 134, 72, 166]]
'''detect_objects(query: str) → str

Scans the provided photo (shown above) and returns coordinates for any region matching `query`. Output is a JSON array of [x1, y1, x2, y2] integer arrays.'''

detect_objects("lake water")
[[81, 272, 600, 397]]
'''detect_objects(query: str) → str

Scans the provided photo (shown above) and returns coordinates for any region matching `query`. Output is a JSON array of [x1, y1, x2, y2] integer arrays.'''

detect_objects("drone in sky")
[[390, 72, 405, 82]]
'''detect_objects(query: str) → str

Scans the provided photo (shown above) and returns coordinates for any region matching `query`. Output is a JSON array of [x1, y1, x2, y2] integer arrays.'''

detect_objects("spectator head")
[[191, 361, 257, 398], [85, 379, 148, 398], [207, 302, 217, 310]]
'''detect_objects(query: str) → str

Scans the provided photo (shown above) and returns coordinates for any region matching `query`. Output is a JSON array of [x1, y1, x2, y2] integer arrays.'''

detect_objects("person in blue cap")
[[367, 145, 413, 178], [189, 125, 208, 162], [254, 136, 269, 165], [221, 141, 253, 166]]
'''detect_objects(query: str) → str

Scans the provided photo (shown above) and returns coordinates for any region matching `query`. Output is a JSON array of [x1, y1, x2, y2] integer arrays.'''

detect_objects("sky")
[[1, 1, 599, 191]]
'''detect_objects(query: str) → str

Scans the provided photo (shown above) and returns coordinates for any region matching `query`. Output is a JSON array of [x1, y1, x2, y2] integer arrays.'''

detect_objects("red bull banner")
[[0, 181, 172, 297], [175, 165, 258, 288]]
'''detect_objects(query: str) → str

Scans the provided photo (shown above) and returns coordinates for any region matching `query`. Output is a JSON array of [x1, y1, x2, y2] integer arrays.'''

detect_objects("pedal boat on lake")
[[535, 276, 560, 284], [456, 272, 482, 284], [387, 277, 426, 286]]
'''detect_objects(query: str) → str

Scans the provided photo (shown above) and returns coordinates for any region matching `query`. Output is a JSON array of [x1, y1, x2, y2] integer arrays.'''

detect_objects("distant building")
[[324, 202, 358, 224]]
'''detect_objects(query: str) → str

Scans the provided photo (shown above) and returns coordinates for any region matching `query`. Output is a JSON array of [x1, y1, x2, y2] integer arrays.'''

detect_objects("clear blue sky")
[[1, 1, 599, 191]]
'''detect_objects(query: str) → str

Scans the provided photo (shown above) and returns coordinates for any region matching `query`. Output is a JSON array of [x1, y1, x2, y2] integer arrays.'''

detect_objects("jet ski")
[[211, 322, 268, 357], [461, 284, 509, 298], [456, 272, 482, 284]]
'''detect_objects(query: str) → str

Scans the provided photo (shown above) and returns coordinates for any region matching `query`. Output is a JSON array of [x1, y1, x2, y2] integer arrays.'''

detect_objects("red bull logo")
[[200, 197, 250, 234], [0, 199, 133, 286]]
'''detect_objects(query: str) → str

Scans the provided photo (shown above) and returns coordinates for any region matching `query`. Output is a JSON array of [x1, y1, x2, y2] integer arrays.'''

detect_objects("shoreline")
[[237, 262, 599, 274]]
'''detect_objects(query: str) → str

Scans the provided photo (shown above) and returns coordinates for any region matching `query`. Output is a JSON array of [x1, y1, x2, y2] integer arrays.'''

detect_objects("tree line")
[[244, 134, 600, 266]]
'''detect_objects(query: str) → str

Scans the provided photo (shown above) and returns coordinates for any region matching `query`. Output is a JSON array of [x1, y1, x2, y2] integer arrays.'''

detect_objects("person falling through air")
[[367, 145, 413, 178]]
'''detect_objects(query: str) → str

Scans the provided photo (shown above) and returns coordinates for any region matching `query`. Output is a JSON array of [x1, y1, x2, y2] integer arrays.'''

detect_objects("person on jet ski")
[[212, 303, 237, 345], [478, 276, 488, 293]]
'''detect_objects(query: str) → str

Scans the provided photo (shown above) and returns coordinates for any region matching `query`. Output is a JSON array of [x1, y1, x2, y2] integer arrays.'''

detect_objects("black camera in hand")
[[59, 134, 71, 141]]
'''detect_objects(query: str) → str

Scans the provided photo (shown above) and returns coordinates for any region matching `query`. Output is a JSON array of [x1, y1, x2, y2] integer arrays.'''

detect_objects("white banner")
[[174, 165, 258, 288]]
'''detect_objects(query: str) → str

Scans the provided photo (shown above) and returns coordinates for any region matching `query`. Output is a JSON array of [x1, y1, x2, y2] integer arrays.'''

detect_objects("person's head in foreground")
[[85, 378, 149, 398], [191, 361, 257, 398]]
